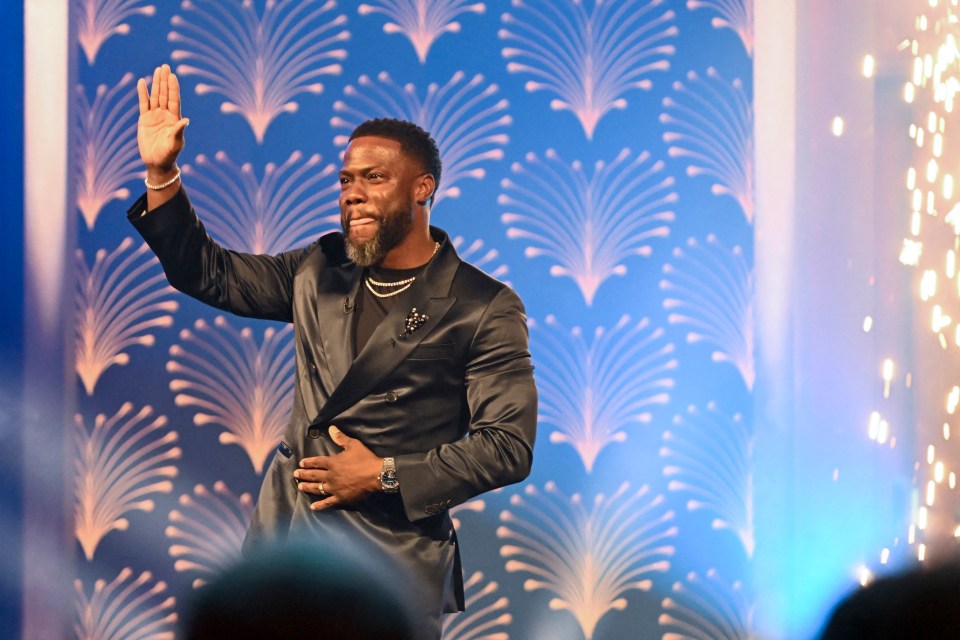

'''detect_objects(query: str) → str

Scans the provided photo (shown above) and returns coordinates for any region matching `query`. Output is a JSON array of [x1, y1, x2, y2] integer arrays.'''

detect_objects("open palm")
[[137, 64, 190, 170]]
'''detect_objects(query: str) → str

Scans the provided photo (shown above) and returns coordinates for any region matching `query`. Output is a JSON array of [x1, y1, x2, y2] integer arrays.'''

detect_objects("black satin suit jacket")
[[129, 187, 538, 618]]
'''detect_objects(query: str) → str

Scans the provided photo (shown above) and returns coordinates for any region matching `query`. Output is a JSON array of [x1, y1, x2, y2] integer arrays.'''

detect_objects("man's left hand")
[[295, 426, 383, 510]]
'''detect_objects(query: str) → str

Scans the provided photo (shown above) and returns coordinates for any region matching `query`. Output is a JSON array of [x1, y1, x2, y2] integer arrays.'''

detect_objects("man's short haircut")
[[349, 118, 442, 204]]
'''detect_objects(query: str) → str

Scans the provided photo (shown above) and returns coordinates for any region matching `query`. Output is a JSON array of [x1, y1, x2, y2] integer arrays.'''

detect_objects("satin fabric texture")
[[129, 187, 538, 624]]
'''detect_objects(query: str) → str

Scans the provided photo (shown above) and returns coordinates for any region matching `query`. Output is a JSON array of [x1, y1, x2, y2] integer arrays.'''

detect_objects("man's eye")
[[368, 173, 383, 180]]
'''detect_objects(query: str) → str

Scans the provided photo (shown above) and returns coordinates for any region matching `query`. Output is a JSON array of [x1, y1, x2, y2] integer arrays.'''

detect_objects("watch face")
[[380, 458, 399, 492], [380, 469, 400, 491]]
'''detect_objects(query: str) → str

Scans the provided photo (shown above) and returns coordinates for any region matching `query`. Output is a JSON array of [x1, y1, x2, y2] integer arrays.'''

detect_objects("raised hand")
[[137, 64, 190, 176]]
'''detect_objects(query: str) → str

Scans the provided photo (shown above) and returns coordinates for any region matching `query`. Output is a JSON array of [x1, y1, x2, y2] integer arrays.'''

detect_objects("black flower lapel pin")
[[400, 307, 430, 340]]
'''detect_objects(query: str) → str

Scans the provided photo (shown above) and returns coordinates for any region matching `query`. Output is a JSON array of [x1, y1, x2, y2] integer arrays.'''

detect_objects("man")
[[129, 64, 537, 638]]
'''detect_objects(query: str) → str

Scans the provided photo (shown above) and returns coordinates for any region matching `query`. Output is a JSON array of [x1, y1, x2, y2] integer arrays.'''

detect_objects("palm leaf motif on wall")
[[500, 0, 677, 139], [332, 70, 510, 205], [74, 568, 177, 640], [181, 150, 340, 254], [531, 314, 676, 472], [77, 0, 157, 64], [358, 0, 486, 63], [76, 73, 143, 230], [659, 569, 754, 640], [167, 316, 295, 474], [661, 403, 754, 556], [441, 571, 511, 640], [75, 238, 179, 396], [661, 68, 754, 223], [686, 0, 754, 56], [169, 0, 349, 142], [501, 148, 676, 305], [660, 235, 754, 390], [499, 482, 676, 640], [74, 403, 181, 561], [453, 235, 510, 284], [450, 497, 486, 531], [167, 481, 255, 588]]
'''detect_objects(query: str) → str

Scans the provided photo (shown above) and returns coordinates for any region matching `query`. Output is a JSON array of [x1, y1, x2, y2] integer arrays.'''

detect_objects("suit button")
[[307, 426, 321, 439], [445, 499, 453, 508], [385, 391, 398, 403], [309, 363, 318, 377]]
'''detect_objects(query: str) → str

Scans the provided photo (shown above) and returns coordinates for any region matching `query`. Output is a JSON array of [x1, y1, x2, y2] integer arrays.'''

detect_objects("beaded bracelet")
[[145, 168, 181, 190]]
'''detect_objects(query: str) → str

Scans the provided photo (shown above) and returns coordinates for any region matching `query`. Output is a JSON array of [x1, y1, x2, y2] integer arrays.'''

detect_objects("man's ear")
[[415, 174, 436, 205]]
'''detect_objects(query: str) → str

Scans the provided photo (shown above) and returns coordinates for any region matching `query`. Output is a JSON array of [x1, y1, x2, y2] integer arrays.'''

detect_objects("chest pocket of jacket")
[[408, 342, 455, 361]]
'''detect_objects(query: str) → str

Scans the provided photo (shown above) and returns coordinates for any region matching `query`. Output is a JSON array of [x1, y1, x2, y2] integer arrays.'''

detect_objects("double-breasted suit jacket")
[[129, 187, 538, 617]]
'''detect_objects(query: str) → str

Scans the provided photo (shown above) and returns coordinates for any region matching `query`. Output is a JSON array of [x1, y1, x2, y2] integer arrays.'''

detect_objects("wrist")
[[145, 164, 179, 184], [145, 165, 181, 191]]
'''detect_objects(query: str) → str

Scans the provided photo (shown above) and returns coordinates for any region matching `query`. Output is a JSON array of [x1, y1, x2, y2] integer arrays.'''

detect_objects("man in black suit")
[[130, 64, 537, 638]]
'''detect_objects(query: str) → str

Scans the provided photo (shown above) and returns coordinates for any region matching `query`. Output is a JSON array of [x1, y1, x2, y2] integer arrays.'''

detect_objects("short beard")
[[344, 209, 413, 267]]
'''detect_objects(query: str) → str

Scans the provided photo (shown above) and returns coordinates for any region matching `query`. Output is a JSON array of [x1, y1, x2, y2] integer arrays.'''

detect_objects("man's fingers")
[[299, 455, 331, 470], [329, 425, 350, 447], [297, 480, 328, 496], [169, 72, 182, 118], [311, 495, 340, 511], [149, 66, 160, 109], [137, 78, 148, 115], [293, 468, 325, 482], [158, 64, 169, 110], [173, 118, 190, 141]]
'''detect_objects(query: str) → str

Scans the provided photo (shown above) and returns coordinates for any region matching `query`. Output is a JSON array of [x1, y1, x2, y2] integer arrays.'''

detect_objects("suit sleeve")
[[127, 186, 310, 322], [395, 286, 538, 522]]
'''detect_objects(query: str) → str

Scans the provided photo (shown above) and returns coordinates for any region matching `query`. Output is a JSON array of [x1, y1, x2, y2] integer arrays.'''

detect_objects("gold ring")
[[318, 481, 326, 496]]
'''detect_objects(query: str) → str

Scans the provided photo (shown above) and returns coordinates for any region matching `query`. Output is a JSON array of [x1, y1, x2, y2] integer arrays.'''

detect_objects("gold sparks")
[[882, 359, 895, 398], [831, 116, 845, 136], [868, 411, 892, 446], [894, 0, 960, 565]]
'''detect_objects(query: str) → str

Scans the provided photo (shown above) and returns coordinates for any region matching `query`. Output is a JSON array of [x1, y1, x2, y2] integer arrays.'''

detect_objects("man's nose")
[[342, 184, 366, 205]]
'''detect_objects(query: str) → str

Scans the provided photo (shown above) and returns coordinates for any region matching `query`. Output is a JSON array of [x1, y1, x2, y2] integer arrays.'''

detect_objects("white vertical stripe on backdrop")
[[25, 0, 68, 336], [23, 1, 72, 639], [754, 0, 796, 637]]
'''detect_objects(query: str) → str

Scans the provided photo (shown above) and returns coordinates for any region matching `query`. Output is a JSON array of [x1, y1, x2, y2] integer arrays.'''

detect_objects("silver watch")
[[379, 457, 399, 493]]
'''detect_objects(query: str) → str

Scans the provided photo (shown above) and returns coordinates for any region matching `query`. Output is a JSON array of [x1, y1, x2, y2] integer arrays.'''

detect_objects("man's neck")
[[379, 230, 437, 269]]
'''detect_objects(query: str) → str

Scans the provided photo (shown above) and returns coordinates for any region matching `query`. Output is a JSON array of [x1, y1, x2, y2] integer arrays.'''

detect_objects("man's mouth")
[[349, 216, 376, 228]]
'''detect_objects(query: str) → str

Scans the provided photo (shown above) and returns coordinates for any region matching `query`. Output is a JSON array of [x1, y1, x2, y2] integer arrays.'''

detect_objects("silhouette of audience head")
[[181, 535, 417, 640], [820, 561, 960, 639]]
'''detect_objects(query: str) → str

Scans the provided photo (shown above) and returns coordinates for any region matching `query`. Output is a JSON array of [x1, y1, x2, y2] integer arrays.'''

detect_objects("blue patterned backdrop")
[[72, 1, 755, 637]]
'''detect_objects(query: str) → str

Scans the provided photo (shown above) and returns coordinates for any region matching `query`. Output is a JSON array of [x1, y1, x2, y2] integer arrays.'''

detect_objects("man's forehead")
[[340, 136, 421, 178], [342, 135, 404, 161]]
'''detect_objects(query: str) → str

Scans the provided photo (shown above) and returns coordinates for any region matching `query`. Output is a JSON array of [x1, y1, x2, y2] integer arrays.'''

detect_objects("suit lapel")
[[311, 229, 460, 426], [314, 265, 362, 390], [299, 233, 361, 393]]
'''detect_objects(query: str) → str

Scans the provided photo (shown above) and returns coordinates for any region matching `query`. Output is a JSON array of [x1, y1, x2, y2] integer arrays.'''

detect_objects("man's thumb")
[[328, 425, 347, 446]]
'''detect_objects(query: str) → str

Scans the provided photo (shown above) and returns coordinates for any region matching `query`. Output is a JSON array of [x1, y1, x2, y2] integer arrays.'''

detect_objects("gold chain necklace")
[[365, 279, 414, 298], [364, 242, 440, 298], [367, 274, 417, 288]]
